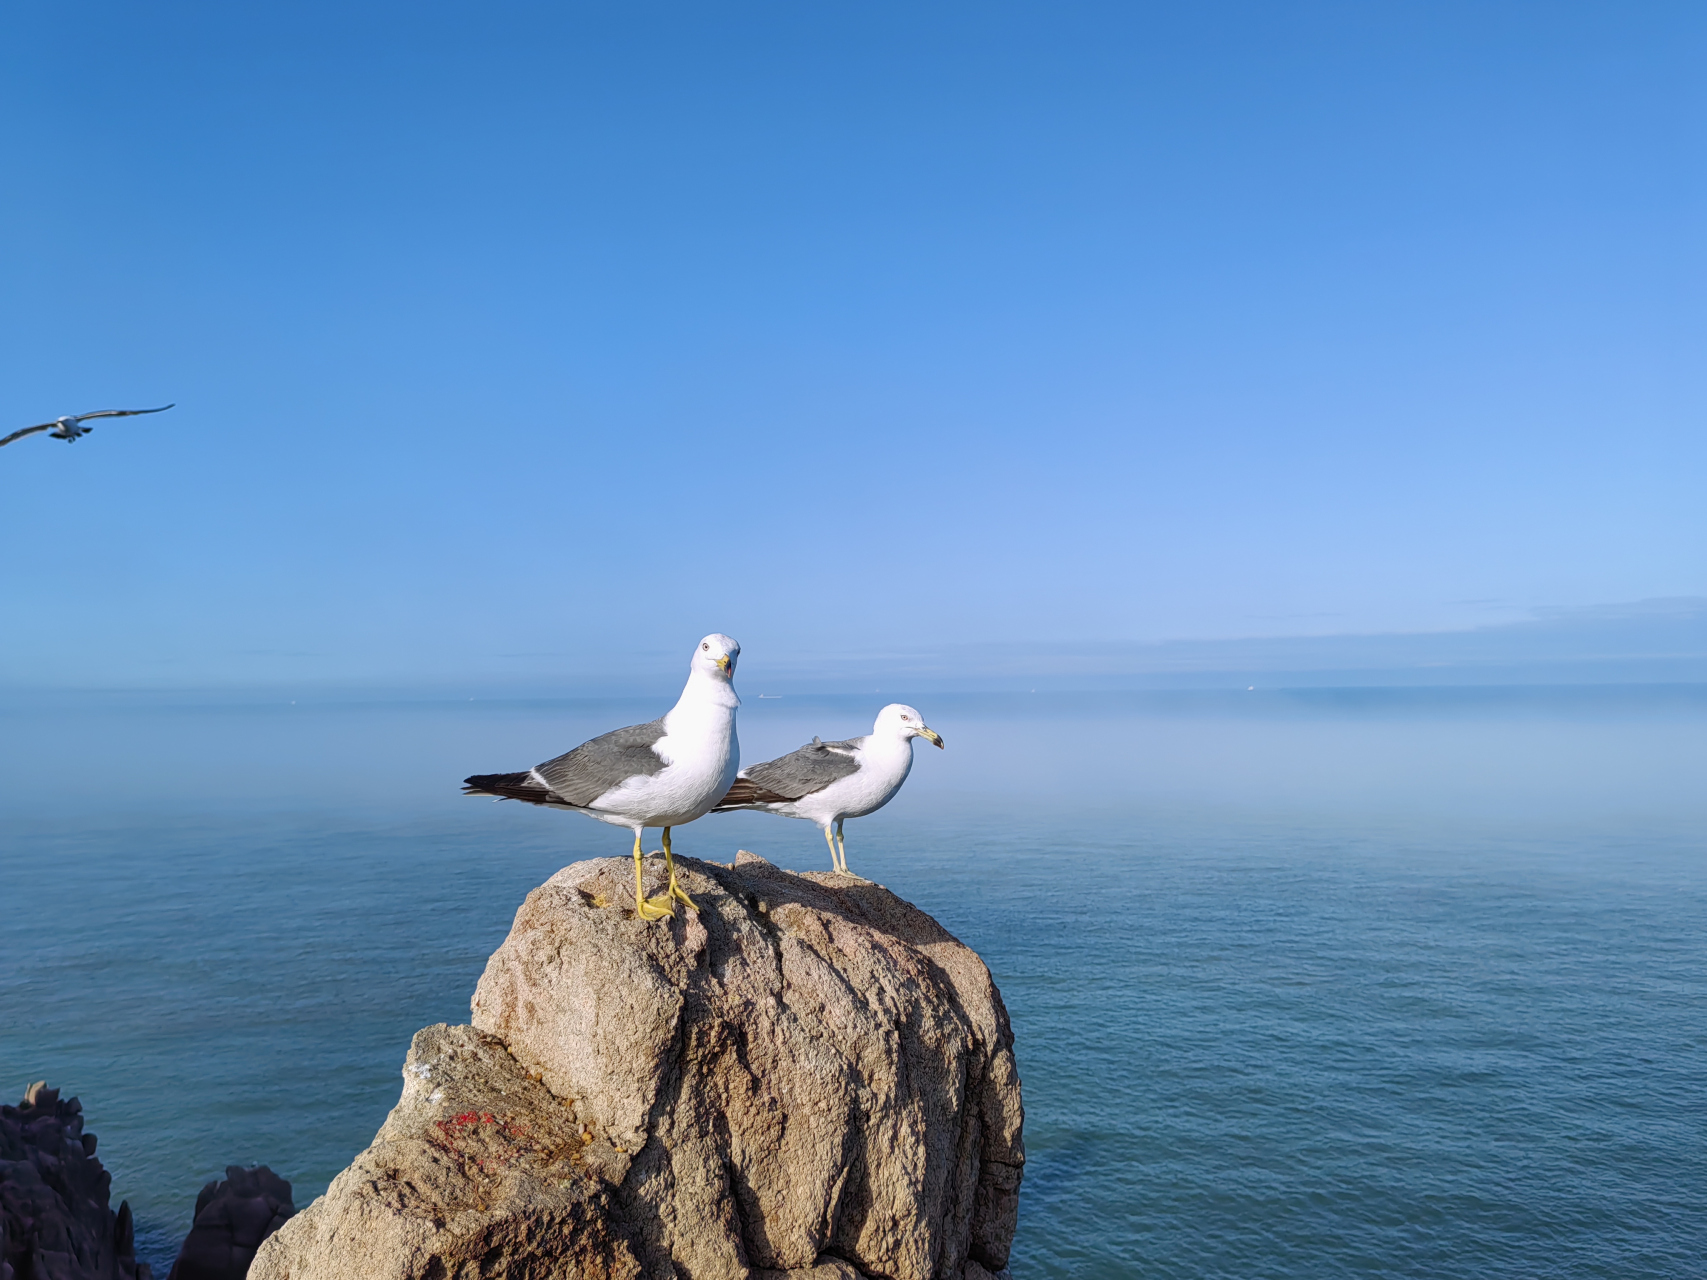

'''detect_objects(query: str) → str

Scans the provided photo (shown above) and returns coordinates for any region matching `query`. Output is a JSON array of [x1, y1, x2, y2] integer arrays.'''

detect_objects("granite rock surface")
[[254, 852, 1022, 1279], [250, 1023, 641, 1280]]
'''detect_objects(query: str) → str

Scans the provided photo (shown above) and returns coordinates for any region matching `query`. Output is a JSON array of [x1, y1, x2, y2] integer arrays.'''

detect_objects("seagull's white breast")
[[585, 688, 739, 829], [778, 735, 915, 826]]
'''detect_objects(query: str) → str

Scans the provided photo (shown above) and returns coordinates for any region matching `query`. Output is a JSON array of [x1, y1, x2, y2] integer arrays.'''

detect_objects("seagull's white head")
[[874, 703, 944, 748], [693, 633, 740, 682]]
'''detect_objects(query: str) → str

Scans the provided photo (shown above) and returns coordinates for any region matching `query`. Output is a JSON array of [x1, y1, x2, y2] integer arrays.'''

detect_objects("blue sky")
[[2, 1, 1703, 689]]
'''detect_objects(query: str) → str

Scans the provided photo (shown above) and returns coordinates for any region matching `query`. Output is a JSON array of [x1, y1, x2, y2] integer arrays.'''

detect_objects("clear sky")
[[2, 1, 1702, 689]]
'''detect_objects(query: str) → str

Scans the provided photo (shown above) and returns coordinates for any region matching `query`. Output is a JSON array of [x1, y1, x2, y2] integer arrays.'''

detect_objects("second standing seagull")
[[713, 703, 943, 874]]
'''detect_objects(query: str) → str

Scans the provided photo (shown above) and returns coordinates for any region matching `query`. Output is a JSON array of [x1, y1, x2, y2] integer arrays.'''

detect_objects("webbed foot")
[[661, 826, 699, 910], [667, 876, 698, 909]]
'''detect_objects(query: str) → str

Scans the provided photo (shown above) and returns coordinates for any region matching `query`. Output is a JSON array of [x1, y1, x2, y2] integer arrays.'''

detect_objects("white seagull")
[[462, 634, 741, 921], [0, 405, 174, 449], [712, 703, 943, 874]]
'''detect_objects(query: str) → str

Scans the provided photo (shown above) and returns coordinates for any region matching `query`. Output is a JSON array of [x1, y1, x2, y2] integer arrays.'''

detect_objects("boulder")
[[165, 1165, 294, 1280], [246, 1023, 641, 1280], [0, 1080, 151, 1280], [254, 852, 1023, 1279]]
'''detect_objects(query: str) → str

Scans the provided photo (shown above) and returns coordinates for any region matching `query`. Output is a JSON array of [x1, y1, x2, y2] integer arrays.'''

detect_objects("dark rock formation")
[[254, 851, 1023, 1280], [166, 1166, 294, 1280], [0, 1081, 151, 1280]]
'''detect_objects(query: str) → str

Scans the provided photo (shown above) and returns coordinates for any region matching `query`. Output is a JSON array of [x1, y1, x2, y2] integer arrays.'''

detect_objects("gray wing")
[[0, 423, 54, 448], [70, 405, 175, 421], [535, 717, 669, 806], [736, 736, 863, 803]]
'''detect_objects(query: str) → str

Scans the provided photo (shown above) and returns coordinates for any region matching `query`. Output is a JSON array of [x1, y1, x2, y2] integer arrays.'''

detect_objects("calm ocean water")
[[3, 686, 1704, 1277]]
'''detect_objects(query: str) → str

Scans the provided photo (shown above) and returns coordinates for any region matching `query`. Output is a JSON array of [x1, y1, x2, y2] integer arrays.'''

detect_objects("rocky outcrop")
[[0, 1081, 151, 1280], [246, 1024, 641, 1280], [165, 1166, 294, 1280], [254, 851, 1023, 1279]]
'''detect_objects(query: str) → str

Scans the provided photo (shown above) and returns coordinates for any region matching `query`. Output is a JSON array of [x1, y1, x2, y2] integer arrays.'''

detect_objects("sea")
[[2, 685, 1704, 1278]]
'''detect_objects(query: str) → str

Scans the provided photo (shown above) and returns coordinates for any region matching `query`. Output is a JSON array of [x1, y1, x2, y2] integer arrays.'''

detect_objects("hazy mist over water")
[[3, 685, 1704, 1276], [6, 682, 1704, 826]]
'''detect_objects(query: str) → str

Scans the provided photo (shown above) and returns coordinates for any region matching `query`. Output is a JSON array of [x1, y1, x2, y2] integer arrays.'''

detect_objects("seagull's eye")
[[702, 643, 709, 651], [900, 714, 911, 721]]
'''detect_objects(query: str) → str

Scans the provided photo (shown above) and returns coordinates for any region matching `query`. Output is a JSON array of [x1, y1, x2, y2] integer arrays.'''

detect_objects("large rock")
[[248, 1023, 641, 1280], [0, 1081, 151, 1280], [255, 852, 1023, 1279], [166, 1165, 294, 1280]]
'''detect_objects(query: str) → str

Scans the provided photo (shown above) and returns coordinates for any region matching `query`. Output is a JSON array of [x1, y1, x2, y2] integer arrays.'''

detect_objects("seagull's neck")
[[863, 728, 914, 758], [672, 669, 740, 718]]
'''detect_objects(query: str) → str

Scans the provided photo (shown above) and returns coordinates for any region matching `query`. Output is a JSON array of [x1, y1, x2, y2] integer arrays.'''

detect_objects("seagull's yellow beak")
[[717, 655, 732, 675], [920, 727, 944, 749]]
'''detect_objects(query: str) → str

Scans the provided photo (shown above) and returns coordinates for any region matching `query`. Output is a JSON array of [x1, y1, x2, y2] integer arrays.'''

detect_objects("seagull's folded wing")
[[534, 718, 669, 807], [714, 737, 863, 809], [463, 718, 671, 809]]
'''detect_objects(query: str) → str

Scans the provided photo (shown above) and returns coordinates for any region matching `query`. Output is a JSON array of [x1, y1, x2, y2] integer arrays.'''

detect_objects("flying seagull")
[[713, 703, 943, 875], [462, 634, 741, 921], [0, 405, 174, 450]]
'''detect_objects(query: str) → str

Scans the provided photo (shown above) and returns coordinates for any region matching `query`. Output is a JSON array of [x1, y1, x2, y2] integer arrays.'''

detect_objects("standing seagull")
[[713, 703, 943, 875], [0, 405, 174, 449], [462, 634, 741, 922]]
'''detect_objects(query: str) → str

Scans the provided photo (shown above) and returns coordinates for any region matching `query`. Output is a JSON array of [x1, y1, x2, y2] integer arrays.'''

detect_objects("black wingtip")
[[462, 770, 573, 807]]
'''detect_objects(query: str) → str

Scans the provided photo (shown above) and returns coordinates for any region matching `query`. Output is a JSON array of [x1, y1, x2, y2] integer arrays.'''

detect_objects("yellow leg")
[[835, 821, 849, 875], [661, 826, 698, 910], [823, 825, 840, 872], [633, 831, 672, 921]]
